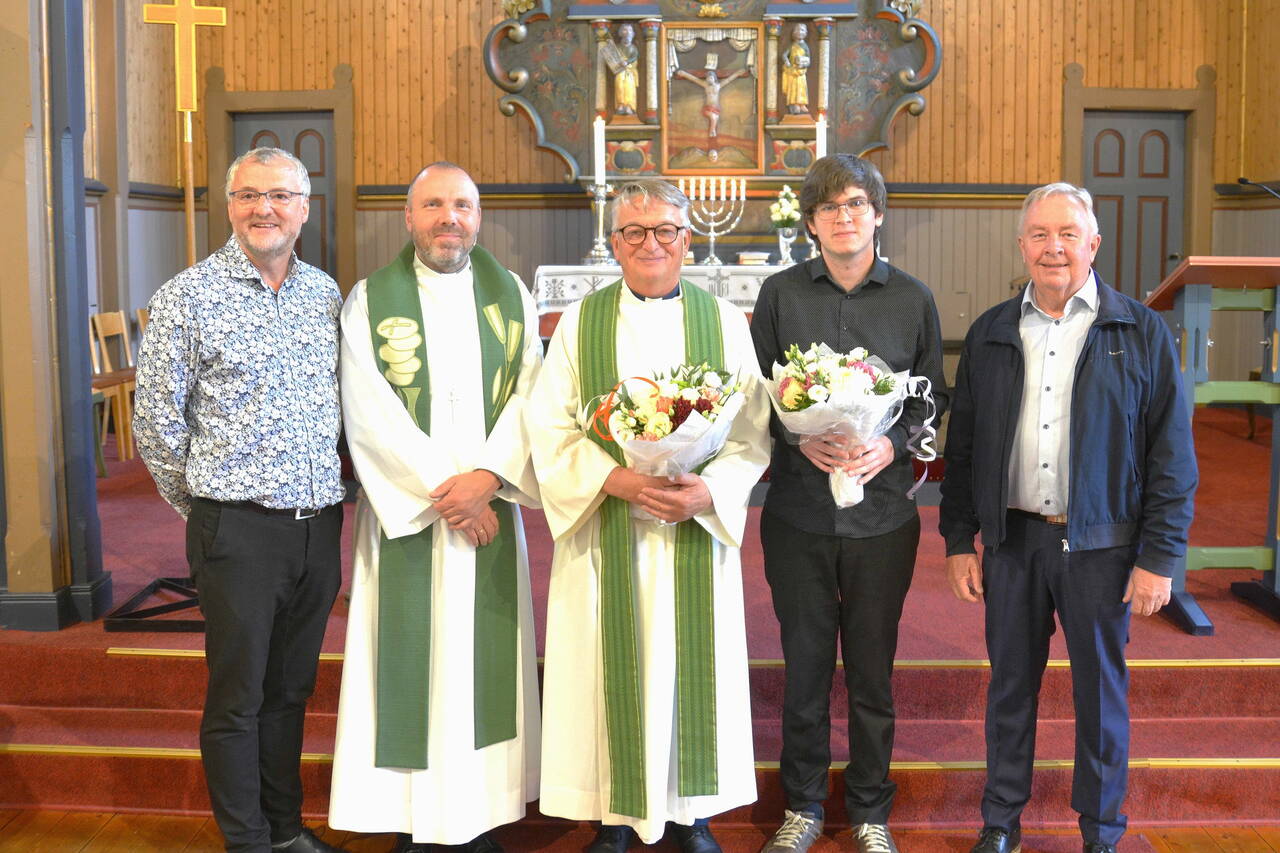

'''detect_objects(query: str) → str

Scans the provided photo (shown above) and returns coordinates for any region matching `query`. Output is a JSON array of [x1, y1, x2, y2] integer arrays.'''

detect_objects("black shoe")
[[1083, 844, 1117, 853], [970, 827, 1021, 853], [587, 824, 635, 853], [438, 832, 503, 853], [670, 823, 722, 853], [275, 828, 349, 853], [389, 834, 428, 853]]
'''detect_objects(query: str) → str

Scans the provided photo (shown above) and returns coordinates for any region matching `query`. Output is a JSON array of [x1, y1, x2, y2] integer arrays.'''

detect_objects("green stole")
[[365, 241, 526, 769], [577, 279, 723, 819]]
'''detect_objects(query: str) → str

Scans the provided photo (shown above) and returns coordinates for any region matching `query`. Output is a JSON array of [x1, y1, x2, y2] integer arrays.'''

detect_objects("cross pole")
[[143, 0, 226, 266]]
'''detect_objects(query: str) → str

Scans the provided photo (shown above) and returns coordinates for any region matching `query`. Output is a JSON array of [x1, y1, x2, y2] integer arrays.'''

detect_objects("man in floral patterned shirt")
[[134, 147, 347, 853]]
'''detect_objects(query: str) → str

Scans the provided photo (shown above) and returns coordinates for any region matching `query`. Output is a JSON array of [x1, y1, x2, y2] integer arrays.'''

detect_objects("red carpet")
[[1, 407, 1277, 833], [88, 406, 1278, 660]]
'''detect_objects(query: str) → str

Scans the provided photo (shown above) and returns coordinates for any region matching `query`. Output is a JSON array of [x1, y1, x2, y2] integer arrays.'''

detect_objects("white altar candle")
[[815, 115, 828, 160], [593, 116, 606, 186], [678, 178, 686, 197]]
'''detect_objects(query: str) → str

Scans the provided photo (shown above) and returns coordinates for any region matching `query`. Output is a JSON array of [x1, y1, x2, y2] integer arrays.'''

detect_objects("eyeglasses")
[[813, 198, 874, 221], [229, 189, 306, 207], [614, 224, 685, 245]]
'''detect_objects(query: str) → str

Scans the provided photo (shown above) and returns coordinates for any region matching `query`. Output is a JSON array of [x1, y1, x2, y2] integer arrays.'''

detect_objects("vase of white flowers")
[[770, 185, 801, 265]]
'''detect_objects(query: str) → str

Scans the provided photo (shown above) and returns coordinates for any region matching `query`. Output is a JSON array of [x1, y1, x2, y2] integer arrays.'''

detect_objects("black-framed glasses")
[[813, 198, 873, 221], [229, 189, 306, 207], [614, 223, 685, 245]]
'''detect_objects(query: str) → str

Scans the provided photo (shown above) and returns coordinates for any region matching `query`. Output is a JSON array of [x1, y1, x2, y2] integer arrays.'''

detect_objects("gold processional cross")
[[143, 0, 226, 265]]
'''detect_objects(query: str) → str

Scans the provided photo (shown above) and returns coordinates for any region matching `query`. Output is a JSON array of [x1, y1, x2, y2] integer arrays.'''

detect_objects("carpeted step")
[[3, 703, 1274, 767], [753, 717, 1280, 762], [0, 705, 335, 754], [7, 645, 1275, 724], [749, 661, 1280, 722], [0, 646, 343, 713], [2, 749, 1274, 827]]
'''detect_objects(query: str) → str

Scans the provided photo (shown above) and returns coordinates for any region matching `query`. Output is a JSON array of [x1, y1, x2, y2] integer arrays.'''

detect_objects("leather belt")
[[201, 498, 323, 520], [1008, 507, 1067, 526]]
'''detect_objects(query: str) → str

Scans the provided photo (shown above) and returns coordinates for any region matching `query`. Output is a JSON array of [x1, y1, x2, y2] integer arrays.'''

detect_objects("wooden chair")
[[90, 389, 107, 477], [135, 307, 149, 334], [89, 310, 136, 460]]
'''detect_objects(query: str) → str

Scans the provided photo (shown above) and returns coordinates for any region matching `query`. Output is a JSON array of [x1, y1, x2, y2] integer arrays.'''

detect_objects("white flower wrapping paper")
[[764, 352, 933, 507], [604, 384, 746, 521]]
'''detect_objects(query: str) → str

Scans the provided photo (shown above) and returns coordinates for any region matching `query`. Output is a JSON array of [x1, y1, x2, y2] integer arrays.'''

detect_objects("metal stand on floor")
[[103, 576, 204, 632]]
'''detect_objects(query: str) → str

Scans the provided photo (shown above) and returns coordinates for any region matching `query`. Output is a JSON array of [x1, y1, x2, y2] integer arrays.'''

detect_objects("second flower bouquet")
[[764, 343, 936, 507]]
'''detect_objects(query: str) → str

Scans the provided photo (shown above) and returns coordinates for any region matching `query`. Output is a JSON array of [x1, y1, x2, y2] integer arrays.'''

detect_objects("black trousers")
[[187, 498, 343, 853], [981, 511, 1133, 846], [760, 509, 920, 824]]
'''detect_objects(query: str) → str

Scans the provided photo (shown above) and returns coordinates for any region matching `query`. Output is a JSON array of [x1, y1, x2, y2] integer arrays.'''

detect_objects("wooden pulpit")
[[1145, 256, 1280, 634]]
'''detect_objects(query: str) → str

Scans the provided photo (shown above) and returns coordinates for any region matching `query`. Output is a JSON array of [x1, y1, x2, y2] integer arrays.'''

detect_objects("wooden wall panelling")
[[82, 1, 97, 181], [867, 0, 1247, 185], [354, 207, 402, 283], [132, 2, 582, 187], [126, 2, 178, 186], [1245, 0, 1280, 179], [880, 203, 1024, 341], [1217, 0, 1241, 186], [125, 2, 1273, 191], [1208, 204, 1279, 380]]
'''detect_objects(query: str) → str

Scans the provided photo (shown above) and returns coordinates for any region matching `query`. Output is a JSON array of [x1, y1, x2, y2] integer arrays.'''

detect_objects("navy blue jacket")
[[938, 275, 1197, 577]]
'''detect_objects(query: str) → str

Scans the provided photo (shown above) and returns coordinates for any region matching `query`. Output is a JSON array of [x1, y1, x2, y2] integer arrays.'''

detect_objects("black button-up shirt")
[[749, 256, 949, 538]]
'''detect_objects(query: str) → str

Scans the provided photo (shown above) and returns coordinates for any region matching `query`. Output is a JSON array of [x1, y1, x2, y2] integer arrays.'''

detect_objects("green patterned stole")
[[576, 279, 723, 818], [365, 241, 526, 769]]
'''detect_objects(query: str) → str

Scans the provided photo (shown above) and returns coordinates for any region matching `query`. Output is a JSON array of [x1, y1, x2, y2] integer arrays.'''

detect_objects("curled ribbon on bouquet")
[[590, 376, 660, 442], [904, 376, 938, 499]]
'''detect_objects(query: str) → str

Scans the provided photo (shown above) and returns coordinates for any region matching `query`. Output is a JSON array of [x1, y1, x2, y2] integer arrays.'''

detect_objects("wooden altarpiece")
[[483, 0, 941, 184]]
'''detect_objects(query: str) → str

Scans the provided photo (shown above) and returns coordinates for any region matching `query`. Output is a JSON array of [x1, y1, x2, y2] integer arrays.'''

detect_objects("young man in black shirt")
[[749, 154, 948, 853]]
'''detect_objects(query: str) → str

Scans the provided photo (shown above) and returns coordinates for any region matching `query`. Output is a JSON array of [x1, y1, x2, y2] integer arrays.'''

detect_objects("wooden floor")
[[1, 812, 1278, 853]]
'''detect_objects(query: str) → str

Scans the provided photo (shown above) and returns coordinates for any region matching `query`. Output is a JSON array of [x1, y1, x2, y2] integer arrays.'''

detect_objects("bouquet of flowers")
[[764, 343, 935, 507], [769, 185, 801, 229], [592, 362, 745, 520]]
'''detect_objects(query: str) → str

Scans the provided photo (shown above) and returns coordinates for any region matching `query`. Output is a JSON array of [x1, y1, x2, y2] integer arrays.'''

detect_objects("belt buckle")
[[1045, 512, 1067, 525], [294, 507, 319, 520]]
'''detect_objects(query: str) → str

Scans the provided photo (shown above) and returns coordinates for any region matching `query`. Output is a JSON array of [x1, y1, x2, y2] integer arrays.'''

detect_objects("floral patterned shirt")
[[134, 236, 344, 518]]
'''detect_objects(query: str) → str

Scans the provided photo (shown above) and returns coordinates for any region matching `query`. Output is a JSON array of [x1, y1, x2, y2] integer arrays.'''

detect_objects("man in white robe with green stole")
[[528, 180, 770, 852], [329, 163, 542, 853]]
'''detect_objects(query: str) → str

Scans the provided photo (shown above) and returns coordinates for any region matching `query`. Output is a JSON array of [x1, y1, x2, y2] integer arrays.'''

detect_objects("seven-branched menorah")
[[678, 177, 747, 265]]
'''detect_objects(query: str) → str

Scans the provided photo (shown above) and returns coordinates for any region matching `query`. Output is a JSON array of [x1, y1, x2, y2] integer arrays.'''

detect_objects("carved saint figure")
[[612, 23, 639, 116], [781, 23, 810, 115], [675, 65, 749, 139]]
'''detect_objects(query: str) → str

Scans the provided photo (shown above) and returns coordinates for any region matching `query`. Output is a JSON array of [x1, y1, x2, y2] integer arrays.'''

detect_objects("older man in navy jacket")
[[938, 183, 1197, 853]]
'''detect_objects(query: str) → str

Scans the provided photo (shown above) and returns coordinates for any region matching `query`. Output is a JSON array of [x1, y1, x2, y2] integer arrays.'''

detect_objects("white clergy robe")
[[528, 284, 770, 844], [328, 254, 542, 844]]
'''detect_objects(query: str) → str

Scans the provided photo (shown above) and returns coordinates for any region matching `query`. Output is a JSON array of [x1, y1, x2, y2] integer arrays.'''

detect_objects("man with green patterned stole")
[[529, 181, 770, 853], [328, 163, 542, 853]]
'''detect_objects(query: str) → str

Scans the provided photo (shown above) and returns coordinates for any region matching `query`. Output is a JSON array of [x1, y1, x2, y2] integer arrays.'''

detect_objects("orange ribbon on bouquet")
[[590, 375, 660, 442]]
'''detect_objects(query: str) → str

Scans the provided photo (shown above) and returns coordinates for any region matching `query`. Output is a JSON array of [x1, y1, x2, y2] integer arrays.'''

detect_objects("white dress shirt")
[[1007, 272, 1099, 517]]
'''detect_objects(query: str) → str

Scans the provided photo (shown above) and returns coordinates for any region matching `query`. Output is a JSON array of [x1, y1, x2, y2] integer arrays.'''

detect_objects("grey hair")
[[225, 147, 311, 199], [1019, 182, 1099, 235], [609, 180, 691, 230]]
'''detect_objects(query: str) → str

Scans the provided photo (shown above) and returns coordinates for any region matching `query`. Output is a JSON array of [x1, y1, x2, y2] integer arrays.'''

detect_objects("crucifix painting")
[[662, 23, 763, 174]]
